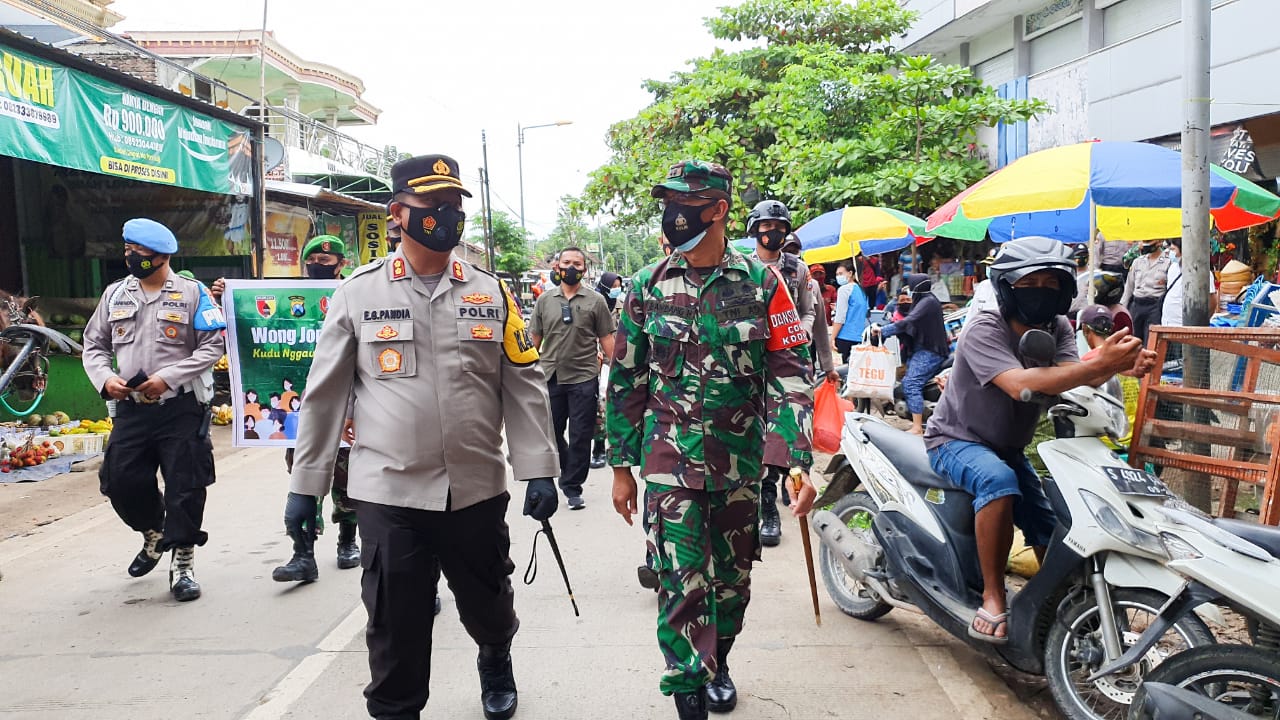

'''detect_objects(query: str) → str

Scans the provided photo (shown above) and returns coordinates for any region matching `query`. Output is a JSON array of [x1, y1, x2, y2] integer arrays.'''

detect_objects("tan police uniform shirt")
[[82, 267, 225, 400], [290, 251, 560, 512]]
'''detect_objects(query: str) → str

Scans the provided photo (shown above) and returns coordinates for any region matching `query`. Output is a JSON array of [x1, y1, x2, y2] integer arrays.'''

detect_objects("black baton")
[[523, 519, 580, 617]]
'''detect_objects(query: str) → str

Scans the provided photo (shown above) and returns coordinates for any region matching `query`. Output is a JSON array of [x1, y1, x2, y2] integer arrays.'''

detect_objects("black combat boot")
[[336, 522, 360, 570], [674, 689, 708, 720], [272, 531, 319, 583], [589, 439, 607, 469], [705, 638, 737, 712], [760, 475, 782, 547], [477, 641, 517, 720], [128, 529, 164, 577], [169, 546, 201, 602]]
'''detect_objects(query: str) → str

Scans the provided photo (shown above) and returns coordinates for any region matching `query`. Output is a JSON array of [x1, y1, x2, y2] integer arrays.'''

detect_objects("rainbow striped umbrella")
[[926, 141, 1280, 242]]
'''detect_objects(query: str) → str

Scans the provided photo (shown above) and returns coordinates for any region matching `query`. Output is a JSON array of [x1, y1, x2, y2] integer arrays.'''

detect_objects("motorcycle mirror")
[[1018, 329, 1057, 365]]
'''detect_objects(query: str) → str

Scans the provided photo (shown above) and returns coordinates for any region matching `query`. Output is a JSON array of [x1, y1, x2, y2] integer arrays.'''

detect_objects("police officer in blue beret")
[[82, 218, 226, 602]]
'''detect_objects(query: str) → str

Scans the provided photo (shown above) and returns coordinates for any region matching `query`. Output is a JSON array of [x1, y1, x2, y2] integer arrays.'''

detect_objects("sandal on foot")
[[968, 608, 1009, 645]]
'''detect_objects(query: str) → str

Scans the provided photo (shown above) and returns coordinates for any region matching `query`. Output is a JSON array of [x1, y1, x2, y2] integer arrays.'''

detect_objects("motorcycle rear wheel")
[[1046, 587, 1216, 720], [1128, 644, 1280, 719], [818, 492, 893, 621]]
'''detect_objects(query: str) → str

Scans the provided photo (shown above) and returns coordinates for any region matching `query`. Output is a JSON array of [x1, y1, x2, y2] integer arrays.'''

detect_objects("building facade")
[[902, 0, 1280, 183]]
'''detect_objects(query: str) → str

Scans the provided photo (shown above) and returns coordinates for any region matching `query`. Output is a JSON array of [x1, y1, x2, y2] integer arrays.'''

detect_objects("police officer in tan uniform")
[[82, 218, 225, 603], [290, 154, 559, 720]]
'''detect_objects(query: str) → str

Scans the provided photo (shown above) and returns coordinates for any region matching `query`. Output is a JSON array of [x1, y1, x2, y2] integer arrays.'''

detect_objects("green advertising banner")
[[0, 41, 254, 196], [223, 279, 339, 447]]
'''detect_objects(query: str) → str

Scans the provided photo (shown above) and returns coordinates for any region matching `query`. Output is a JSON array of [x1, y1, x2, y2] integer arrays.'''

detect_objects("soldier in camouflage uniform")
[[608, 160, 817, 720]]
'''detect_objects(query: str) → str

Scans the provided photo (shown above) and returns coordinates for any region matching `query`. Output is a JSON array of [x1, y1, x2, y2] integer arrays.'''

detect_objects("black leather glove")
[[283, 492, 319, 538], [522, 478, 558, 521]]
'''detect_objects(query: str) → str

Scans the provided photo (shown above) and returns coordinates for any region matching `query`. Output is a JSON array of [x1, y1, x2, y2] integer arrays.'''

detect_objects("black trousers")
[[835, 338, 858, 365], [359, 493, 518, 719], [548, 376, 597, 498], [98, 393, 214, 551], [1130, 295, 1164, 346]]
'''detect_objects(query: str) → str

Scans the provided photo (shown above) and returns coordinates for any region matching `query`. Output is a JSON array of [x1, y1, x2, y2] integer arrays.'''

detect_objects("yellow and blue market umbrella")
[[794, 207, 930, 263]]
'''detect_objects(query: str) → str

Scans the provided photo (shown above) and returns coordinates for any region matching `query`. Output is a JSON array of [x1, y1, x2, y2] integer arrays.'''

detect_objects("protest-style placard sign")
[[223, 279, 339, 447]]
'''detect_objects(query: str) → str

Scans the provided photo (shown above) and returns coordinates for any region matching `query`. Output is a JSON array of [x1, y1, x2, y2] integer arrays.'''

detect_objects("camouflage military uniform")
[[607, 245, 813, 695]]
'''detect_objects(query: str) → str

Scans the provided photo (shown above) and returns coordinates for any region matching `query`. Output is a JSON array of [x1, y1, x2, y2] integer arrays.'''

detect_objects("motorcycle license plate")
[[1102, 466, 1172, 497]]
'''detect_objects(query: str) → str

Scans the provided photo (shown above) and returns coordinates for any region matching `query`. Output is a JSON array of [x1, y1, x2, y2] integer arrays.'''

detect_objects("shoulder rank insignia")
[[375, 325, 399, 340], [452, 261, 466, 282], [391, 258, 407, 280], [461, 293, 493, 305]]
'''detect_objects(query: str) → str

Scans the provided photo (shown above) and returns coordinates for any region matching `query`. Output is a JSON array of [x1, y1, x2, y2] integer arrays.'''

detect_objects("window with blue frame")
[[997, 77, 1029, 168]]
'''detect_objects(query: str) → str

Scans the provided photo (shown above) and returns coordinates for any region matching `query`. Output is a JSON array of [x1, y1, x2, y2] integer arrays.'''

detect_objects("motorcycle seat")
[[1212, 518, 1280, 560], [861, 422, 955, 491]]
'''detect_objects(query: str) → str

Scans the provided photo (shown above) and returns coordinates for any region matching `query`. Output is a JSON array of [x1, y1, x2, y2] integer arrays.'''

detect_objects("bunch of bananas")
[[211, 404, 234, 425], [63, 418, 113, 435], [213, 355, 230, 372]]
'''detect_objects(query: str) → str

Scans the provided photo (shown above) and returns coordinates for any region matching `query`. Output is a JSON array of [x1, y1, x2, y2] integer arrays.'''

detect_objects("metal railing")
[[259, 104, 394, 180]]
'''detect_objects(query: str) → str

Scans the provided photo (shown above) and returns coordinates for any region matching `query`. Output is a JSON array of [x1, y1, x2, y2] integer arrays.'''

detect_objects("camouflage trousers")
[[645, 481, 760, 695], [284, 447, 356, 532]]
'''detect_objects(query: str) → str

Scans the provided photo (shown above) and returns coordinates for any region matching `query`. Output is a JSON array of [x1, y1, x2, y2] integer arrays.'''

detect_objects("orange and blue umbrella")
[[926, 141, 1280, 242], [793, 206, 931, 263]]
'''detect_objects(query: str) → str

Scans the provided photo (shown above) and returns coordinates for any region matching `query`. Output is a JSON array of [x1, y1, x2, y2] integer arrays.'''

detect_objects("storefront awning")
[[265, 179, 385, 215]]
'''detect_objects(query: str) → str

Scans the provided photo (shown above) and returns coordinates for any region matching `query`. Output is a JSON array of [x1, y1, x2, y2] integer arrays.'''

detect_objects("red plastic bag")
[[813, 379, 853, 454]]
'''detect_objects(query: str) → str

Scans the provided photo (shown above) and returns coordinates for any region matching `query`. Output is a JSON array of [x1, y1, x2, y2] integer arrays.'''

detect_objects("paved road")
[[0, 431, 1039, 719]]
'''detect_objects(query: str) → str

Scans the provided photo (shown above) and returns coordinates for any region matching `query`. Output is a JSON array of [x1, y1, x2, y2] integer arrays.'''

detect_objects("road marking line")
[[241, 602, 368, 720]]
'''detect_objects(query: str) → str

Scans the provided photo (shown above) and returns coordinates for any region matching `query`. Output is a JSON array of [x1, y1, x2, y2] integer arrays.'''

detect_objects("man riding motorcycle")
[[922, 236, 1156, 643]]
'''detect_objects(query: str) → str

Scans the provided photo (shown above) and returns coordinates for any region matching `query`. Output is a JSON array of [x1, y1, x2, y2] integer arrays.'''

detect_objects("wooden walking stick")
[[790, 468, 821, 626]]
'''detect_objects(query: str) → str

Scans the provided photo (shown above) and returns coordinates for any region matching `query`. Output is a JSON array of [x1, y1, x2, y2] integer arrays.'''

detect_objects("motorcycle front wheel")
[[818, 492, 892, 621], [1128, 644, 1280, 719], [1046, 588, 1216, 720]]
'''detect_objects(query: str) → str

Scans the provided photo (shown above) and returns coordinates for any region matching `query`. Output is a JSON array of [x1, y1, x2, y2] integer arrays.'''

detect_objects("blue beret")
[[122, 218, 178, 254]]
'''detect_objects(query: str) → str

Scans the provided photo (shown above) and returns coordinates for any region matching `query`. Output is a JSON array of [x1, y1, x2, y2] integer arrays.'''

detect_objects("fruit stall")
[[0, 413, 112, 480]]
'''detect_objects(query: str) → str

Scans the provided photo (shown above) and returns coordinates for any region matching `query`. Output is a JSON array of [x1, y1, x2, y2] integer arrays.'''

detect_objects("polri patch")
[[378, 348, 402, 373]]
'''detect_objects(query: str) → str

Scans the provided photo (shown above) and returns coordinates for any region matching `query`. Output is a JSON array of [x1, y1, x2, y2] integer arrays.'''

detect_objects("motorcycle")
[[0, 296, 82, 416], [811, 329, 1231, 720]]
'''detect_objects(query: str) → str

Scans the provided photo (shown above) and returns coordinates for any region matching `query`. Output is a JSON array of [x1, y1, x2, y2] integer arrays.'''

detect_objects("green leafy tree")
[[539, 197, 667, 277], [580, 0, 1046, 231], [476, 210, 534, 275]]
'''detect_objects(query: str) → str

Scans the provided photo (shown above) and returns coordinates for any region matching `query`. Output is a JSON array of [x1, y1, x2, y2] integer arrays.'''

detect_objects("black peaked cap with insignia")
[[391, 154, 473, 198]]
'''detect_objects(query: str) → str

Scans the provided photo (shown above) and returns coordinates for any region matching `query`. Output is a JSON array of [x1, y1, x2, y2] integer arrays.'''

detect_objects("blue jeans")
[[902, 350, 945, 415], [927, 440, 1057, 547]]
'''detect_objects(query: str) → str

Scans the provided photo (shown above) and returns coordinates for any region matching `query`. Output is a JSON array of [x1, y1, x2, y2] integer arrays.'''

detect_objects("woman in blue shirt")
[[831, 261, 869, 364]]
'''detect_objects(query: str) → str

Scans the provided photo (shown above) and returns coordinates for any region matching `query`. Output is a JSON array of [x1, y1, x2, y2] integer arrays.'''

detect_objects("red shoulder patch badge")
[[765, 267, 808, 351], [452, 261, 465, 281], [391, 258, 407, 280]]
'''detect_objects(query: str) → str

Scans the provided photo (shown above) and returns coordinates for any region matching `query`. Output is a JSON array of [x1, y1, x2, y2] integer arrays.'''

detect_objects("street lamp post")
[[517, 120, 573, 231]]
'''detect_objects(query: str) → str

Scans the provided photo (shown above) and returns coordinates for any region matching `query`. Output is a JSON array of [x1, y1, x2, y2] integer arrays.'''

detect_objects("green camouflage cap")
[[301, 235, 346, 259], [651, 159, 732, 198]]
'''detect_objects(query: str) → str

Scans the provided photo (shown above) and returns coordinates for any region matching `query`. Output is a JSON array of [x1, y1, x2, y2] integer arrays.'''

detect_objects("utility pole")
[[1180, 0, 1213, 512], [481, 130, 496, 272], [1181, 0, 1212, 329]]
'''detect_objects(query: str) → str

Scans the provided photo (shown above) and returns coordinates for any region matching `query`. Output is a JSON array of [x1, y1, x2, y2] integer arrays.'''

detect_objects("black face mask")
[[560, 266, 583, 286], [661, 200, 716, 253], [126, 251, 162, 279], [550, 267, 562, 286], [403, 204, 465, 252], [1010, 286, 1060, 326], [757, 229, 787, 251], [306, 262, 339, 280], [897, 302, 912, 314]]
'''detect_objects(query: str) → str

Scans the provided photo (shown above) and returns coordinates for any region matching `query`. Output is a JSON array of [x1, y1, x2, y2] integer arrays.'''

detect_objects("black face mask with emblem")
[[403, 204, 466, 253], [126, 251, 162, 279]]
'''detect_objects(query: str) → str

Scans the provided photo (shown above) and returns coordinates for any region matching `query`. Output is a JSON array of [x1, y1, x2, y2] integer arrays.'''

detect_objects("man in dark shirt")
[[923, 237, 1154, 643], [875, 273, 950, 435]]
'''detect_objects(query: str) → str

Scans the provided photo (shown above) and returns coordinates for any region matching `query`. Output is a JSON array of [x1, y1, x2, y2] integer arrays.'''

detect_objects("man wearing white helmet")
[[923, 236, 1156, 643]]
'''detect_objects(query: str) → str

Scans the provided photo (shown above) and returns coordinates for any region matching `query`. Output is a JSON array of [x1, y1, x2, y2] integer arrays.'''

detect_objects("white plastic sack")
[[843, 344, 896, 402]]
